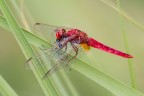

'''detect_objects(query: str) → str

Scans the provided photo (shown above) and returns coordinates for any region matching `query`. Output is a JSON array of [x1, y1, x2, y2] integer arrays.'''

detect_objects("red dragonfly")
[[32, 23, 133, 77]]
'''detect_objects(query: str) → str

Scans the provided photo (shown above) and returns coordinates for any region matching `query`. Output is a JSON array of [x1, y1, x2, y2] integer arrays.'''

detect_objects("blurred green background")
[[0, 0, 144, 96]]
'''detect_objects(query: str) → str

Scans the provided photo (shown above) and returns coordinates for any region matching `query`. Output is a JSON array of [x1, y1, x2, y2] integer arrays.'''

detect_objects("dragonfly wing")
[[33, 23, 73, 44], [33, 23, 58, 44], [87, 38, 133, 58]]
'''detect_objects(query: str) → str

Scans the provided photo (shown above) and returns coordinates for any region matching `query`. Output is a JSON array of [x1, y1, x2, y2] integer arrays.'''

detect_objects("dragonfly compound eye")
[[56, 32, 62, 39]]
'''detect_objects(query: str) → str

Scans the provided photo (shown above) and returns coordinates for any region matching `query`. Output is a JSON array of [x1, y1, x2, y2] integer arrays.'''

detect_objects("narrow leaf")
[[0, 75, 18, 96]]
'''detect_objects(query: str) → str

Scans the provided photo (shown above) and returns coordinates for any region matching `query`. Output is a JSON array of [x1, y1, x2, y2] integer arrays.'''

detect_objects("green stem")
[[116, 0, 136, 89], [99, 0, 144, 32]]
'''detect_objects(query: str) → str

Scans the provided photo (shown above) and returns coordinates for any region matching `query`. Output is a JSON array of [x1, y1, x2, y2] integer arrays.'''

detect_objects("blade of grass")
[[0, 0, 59, 96], [71, 60, 144, 96], [116, 0, 136, 89], [0, 75, 18, 96], [99, 0, 144, 32], [0, 15, 144, 96]]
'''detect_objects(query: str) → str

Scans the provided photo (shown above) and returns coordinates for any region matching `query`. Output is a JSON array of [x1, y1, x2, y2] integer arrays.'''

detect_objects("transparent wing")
[[40, 42, 82, 78], [26, 41, 84, 77], [33, 23, 73, 44]]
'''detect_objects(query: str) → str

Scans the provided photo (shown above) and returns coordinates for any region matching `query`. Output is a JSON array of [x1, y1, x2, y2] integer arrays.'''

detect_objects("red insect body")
[[58, 29, 133, 58], [33, 23, 133, 76], [87, 38, 133, 58]]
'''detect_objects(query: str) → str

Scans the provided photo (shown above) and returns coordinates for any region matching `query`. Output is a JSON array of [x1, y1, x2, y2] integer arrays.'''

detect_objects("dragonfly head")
[[56, 29, 66, 48], [56, 29, 67, 40]]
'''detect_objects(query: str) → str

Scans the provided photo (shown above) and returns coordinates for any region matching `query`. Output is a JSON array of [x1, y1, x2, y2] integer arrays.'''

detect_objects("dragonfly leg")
[[65, 42, 78, 67], [57, 42, 67, 57], [58, 43, 67, 57], [61, 44, 67, 55]]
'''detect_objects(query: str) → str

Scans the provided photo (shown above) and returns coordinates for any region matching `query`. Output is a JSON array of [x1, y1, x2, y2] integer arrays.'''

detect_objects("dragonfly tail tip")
[[125, 54, 134, 58]]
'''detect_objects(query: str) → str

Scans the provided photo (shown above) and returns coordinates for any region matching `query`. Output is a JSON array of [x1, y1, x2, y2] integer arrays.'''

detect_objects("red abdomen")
[[87, 38, 133, 58]]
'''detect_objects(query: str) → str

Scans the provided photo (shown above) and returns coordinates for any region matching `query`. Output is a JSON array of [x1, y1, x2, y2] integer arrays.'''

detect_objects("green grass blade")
[[0, 75, 18, 96], [116, 0, 136, 89], [0, 0, 59, 96], [99, 0, 144, 32], [71, 60, 144, 96], [0, 15, 144, 96]]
